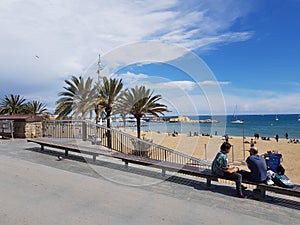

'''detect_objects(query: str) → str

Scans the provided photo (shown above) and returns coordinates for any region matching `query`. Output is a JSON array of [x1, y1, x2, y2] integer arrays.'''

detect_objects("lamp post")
[[242, 120, 245, 160]]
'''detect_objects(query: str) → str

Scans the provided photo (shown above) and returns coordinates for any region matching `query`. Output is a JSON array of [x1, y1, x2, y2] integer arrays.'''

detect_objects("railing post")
[[121, 135, 123, 153], [204, 144, 207, 160], [82, 121, 87, 141], [42, 121, 46, 137], [107, 130, 112, 149], [231, 145, 234, 163]]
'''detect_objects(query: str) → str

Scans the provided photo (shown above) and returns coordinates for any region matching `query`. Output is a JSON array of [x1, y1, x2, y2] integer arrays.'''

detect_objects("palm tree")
[[96, 76, 124, 147], [0, 94, 26, 115], [55, 76, 97, 119], [114, 100, 129, 128], [23, 100, 47, 115], [120, 85, 168, 139]]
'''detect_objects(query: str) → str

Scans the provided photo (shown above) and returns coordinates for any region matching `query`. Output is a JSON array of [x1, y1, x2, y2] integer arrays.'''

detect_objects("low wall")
[[13, 122, 43, 138]]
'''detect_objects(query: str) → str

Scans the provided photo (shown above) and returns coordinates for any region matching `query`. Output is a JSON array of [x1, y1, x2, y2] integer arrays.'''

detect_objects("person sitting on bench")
[[240, 147, 268, 183], [212, 142, 247, 198]]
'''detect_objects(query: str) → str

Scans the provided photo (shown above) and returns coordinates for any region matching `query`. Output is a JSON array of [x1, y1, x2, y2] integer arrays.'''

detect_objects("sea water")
[[119, 114, 300, 139]]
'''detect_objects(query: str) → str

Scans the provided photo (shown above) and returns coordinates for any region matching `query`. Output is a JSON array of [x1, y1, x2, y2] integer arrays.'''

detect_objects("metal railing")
[[42, 120, 211, 168]]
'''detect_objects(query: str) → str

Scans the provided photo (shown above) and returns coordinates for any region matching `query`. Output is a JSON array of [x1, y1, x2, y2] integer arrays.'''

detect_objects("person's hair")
[[249, 147, 258, 154], [220, 142, 231, 152]]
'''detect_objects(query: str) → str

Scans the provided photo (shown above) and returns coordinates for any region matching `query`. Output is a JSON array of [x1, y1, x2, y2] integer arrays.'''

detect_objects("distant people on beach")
[[250, 138, 254, 146], [285, 133, 288, 139], [254, 133, 259, 139], [275, 134, 279, 142], [288, 139, 300, 144], [224, 134, 229, 143], [239, 147, 268, 183], [212, 142, 247, 198], [172, 130, 178, 137], [244, 138, 256, 146]]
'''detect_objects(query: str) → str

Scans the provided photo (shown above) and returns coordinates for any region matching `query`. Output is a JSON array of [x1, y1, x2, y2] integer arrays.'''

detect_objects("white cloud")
[[159, 81, 196, 91], [198, 81, 231, 85], [0, 0, 256, 113], [116, 70, 227, 115], [118, 72, 150, 84], [118, 72, 196, 92], [223, 90, 300, 115], [0, 0, 254, 73]]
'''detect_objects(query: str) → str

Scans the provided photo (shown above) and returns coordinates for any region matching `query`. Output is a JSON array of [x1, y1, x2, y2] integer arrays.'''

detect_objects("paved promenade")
[[0, 139, 299, 225]]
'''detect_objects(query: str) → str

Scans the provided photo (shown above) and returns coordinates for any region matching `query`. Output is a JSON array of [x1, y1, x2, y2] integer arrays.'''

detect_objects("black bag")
[[276, 164, 285, 175], [272, 173, 294, 188]]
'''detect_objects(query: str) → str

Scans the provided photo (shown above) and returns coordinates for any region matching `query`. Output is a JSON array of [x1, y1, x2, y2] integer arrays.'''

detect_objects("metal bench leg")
[[253, 188, 266, 200], [206, 178, 212, 187], [65, 150, 68, 156], [41, 145, 44, 151], [162, 168, 166, 177], [124, 161, 128, 169], [93, 155, 96, 162]]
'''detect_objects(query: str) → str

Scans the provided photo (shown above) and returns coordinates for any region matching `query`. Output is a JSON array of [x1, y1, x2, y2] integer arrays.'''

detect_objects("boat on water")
[[275, 114, 279, 121], [231, 119, 244, 124], [231, 105, 244, 124]]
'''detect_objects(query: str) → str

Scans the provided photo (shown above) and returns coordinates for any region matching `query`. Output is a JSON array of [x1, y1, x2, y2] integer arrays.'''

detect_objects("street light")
[[242, 120, 245, 160]]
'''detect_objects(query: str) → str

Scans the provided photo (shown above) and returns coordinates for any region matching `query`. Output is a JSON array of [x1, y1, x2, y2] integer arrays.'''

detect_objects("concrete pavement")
[[0, 139, 299, 225]]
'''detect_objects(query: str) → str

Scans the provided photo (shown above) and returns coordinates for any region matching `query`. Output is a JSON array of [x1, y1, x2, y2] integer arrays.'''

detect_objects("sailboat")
[[231, 105, 244, 124], [275, 114, 279, 121]]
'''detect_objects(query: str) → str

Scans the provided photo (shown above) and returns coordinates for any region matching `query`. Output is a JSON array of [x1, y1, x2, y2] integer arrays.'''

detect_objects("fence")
[[42, 120, 210, 168], [0, 120, 14, 138]]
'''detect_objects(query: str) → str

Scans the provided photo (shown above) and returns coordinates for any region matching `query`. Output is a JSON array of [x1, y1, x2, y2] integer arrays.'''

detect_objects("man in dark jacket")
[[240, 147, 268, 182]]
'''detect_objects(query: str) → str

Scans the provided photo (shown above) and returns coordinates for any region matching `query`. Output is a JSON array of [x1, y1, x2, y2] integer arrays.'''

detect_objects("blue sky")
[[0, 0, 299, 115]]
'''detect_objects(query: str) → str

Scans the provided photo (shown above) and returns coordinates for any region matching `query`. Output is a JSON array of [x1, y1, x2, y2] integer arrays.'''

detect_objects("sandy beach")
[[126, 130, 300, 184]]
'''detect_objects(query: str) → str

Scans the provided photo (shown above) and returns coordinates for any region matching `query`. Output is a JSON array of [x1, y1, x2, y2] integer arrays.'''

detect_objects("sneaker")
[[241, 185, 247, 190], [237, 193, 248, 199], [266, 179, 274, 185]]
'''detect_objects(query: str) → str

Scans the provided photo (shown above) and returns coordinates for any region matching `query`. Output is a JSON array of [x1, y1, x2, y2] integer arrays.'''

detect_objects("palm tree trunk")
[[136, 117, 141, 139], [106, 112, 112, 148], [95, 108, 99, 124]]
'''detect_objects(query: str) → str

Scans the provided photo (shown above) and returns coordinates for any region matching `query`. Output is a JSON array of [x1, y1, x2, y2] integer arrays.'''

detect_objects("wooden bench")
[[242, 180, 300, 199], [109, 152, 300, 199], [27, 138, 300, 199], [27, 138, 110, 162]]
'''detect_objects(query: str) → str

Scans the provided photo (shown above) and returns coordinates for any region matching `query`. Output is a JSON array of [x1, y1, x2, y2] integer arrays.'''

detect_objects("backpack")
[[263, 151, 293, 188], [272, 174, 294, 188]]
